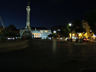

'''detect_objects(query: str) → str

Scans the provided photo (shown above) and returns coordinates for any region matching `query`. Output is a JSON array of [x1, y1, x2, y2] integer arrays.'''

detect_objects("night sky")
[[0, 0, 96, 29]]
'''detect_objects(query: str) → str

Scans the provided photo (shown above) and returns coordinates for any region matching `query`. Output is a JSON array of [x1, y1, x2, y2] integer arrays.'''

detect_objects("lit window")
[[45, 30, 48, 33], [40, 31, 43, 33]]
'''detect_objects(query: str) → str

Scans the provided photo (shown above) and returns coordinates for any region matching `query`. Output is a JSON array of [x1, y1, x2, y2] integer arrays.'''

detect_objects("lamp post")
[[68, 23, 72, 41], [69, 23, 72, 27]]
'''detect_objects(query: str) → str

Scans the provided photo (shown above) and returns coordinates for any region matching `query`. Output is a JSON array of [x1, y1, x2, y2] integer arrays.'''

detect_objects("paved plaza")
[[0, 40, 96, 72]]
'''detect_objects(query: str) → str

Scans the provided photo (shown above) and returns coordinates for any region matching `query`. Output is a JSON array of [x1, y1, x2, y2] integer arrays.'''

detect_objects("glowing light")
[[84, 33, 89, 39], [60, 37, 63, 40], [65, 37, 68, 41], [53, 30, 56, 33], [92, 34, 96, 39], [40, 31, 43, 33], [72, 36, 77, 39], [7, 37, 15, 40], [69, 33, 72, 38], [72, 33, 75, 36], [78, 33, 83, 38], [68, 23, 72, 27], [57, 29, 61, 31], [45, 30, 48, 33], [48, 37, 51, 40], [79, 33, 82, 36], [32, 33, 41, 38]]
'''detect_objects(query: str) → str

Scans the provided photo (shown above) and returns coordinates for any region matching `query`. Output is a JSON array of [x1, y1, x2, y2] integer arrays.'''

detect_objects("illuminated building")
[[32, 28, 52, 39], [19, 1, 52, 39]]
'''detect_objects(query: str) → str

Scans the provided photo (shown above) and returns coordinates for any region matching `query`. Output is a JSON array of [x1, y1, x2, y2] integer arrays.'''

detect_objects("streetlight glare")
[[69, 23, 72, 27]]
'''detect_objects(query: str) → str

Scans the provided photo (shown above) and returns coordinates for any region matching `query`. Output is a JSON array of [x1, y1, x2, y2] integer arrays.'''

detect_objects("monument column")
[[26, 4, 31, 31], [20, 1, 32, 39]]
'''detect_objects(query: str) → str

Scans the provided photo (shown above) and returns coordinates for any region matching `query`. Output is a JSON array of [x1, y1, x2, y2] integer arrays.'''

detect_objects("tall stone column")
[[20, 1, 32, 39], [26, 5, 31, 31]]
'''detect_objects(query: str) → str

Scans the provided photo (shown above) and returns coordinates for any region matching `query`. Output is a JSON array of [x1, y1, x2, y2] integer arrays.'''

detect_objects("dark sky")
[[0, 0, 96, 28]]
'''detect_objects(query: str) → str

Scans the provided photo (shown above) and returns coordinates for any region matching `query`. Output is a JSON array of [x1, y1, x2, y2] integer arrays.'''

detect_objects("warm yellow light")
[[72, 33, 75, 36], [78, 33, 83, 37], [69, 33, 72, 38], [84, 33, 88, 39], [78, 33, 83, 39], [78, 33, 82, 36], [32, 33, 41, 38], [45, 30, 48, 33]]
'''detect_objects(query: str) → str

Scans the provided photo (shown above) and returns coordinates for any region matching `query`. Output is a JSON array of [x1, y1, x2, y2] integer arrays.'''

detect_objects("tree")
[[7, 25, 17, 31], [72, 19, 84, 33], [5, 25, 19, 37], [62, 28, 69, 37], [84, 10, 96, 33]]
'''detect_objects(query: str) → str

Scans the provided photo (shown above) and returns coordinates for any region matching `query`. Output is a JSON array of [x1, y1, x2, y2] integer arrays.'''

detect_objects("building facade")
[[32, 29, 52, 39]]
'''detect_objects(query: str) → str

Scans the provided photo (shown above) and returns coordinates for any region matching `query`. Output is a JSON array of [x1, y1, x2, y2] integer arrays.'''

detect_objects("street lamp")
[[68, 23, 72, 27], [68, 23, 72, 41]]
